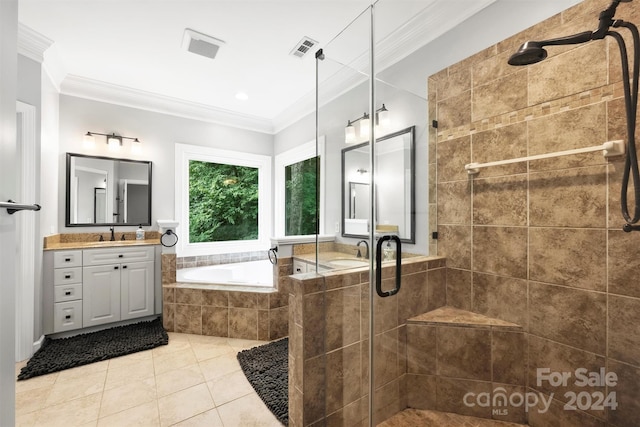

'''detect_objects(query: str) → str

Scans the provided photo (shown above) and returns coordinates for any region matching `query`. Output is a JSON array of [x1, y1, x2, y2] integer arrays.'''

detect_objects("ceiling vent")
[[182, 28, 225, 60], [290, 37, 318, 59]]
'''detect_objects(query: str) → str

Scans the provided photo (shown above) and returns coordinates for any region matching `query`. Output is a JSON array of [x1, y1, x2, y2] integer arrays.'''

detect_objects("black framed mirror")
[[341, 126, 415, 243], [65, 153, 152, 227]]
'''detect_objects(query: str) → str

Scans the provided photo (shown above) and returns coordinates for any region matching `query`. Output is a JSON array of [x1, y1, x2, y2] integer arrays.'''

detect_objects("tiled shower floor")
[[378, 408, 527, 427]]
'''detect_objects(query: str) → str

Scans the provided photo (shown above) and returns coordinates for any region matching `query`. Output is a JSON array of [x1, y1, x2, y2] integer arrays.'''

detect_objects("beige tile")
[[157, 383, 215, 427], [446, 268, 472, 310], [104, 358, 155, 390], [153, 347, 198, 376], [155, 363, 205, 398], [437, 135, 471, 183], [174, 304, 202, 334], [198, 352, 241, 382], [406, 325, 436, 375], [470, 122, 527, 178], [171, 408, 224, 427], [97, 400, 159, 427], [228, 308, 258, 340], [398, 270, 429, 323], [608, 295, 640, 367], [216, 392, 283, 427], [529, 282, 606, 355], [437, 225, 471, 270], [472, 226, 527, 279], [472, 174, 527, 226], [206, 369, 254, 406], [437, 90, 471, 130], [99, 376, 157, 418], [325, 286, 361, 352], [472, 69, 527, 121], [325, 343, 362, 414], [529, 166, 606, 228], [472, 272, 527, 329], [15, 371, 58, 394], [34, 392, 102, 427], [188, 339, 234, 362], [436, 326, 491, 381], [44, 370, 106, 407], [529, 42, 607, 106], [529, 227, 606, 291], [608, 229, 640, 298], [16, 384, 51, 416], [54, 360, 109, 382], [202, 306, 229, 338], [109, 348, 153, 369], [437, 181, 471, 225]]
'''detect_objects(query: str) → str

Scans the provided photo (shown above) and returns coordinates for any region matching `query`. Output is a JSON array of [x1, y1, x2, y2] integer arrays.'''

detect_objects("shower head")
[[508, 31, 594, 66]]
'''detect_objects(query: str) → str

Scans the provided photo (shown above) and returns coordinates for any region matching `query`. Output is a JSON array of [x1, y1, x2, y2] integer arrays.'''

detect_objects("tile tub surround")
[[162, 257, 291, 341], [406, 307, 526, 424], [430, 1, 640, 426], [288, 256, 447, 427]]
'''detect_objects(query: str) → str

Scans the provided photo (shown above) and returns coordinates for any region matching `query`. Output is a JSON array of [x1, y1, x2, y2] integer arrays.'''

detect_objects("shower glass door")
[[309, 1, 430, 425]]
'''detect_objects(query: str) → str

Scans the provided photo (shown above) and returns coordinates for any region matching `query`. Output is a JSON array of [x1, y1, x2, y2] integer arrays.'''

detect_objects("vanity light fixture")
[[344, 104, 390, 144], [83, 131, 142, 154]]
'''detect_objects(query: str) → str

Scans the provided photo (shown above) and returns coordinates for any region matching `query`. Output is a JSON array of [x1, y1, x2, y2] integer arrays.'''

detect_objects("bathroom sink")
[[328, 258, 368, 268]]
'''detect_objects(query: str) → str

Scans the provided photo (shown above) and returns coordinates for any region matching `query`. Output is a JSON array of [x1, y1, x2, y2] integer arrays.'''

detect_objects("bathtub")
[[176, 259, 274, 292]]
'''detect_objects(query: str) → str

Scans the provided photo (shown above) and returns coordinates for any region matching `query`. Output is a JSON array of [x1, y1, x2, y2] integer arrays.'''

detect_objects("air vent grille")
[[182, 28, 225, 60], [290, 37, 318, 58]]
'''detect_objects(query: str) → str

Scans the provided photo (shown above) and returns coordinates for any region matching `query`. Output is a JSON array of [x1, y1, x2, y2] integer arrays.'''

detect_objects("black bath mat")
[[17, 317, 168, 381], [237, 337, 288, 425]]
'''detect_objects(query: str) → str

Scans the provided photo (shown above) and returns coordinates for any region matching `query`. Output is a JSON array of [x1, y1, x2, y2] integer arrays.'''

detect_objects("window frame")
[[175, 143, 272, 256], [274, 136, 325, 237]]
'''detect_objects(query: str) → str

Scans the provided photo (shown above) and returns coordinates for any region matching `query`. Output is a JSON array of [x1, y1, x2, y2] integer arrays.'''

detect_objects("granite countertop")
[[44, 239, 161, 250]]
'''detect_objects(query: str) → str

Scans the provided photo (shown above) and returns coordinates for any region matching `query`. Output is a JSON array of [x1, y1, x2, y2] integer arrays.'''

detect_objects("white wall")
[[57, 95, 274, 234]]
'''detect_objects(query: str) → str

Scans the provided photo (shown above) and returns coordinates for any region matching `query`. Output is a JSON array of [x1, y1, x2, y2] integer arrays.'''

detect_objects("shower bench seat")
[[406, 306, 526, 424]]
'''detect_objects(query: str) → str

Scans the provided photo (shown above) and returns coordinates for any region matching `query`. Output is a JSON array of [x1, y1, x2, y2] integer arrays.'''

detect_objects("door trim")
[[15, 101, 36, 361]]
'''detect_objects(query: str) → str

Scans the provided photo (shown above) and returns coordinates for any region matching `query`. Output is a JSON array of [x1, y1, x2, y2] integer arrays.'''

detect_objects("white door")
[[0, 1, 19, 425], [120, 260, 154, 320], [83, 265, 121, 327]]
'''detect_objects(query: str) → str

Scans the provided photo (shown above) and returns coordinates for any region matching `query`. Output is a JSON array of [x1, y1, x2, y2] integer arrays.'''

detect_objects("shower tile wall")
[[430, 0, 640, 425]]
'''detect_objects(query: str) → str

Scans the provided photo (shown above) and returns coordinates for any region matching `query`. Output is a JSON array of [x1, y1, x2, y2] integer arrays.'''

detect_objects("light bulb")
[[108, 136, 121, 152], [131, 139, 142, 155], [359, 117, 370, 139], [82, 132, 95, 149], [345, 124, 356, 144], [378, 108, 390, 128]]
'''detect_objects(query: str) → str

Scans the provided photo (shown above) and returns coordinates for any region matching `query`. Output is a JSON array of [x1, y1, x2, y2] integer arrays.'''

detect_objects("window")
[[175, 143, 271, 256], [285, 157, 318, 235], [274, 137, 324, 236]]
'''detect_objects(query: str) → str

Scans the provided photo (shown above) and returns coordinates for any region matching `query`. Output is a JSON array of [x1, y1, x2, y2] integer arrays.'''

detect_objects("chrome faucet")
[[356, 240, 369, 259], [109, 227, 115, 241]]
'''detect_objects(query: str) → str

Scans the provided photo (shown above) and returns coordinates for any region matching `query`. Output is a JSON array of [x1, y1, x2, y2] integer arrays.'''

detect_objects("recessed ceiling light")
[[235, 92, 249, 101]]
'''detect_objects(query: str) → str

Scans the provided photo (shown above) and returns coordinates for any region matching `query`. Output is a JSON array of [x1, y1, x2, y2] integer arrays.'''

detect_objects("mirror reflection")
[[66, 153, 152, 226], [341, 126, 415, 243]]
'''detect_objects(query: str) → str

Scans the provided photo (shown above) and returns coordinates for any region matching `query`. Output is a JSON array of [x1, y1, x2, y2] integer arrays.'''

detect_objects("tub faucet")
[[109, 227, 115, 241], [356, 240, 369, 259]]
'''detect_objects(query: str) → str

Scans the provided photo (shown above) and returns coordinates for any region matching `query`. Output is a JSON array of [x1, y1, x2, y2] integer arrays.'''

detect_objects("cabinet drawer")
[[83, 246, 155, 266], [53, 300, 83, 333], [53, 250, 82, 268], [54, 283, 82, 302], [53, 267, 82, 285]]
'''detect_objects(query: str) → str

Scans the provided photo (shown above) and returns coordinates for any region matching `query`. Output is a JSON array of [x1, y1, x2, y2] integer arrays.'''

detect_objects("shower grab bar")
[[1, 200, 41, 215], [465, 139, 625, 175]]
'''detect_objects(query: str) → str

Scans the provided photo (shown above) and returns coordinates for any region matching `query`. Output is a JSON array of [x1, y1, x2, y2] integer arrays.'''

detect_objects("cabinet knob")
[[114, 266, 119, 270], [118, 254, 124, 258], [64, 274, 71, 279], [65, 315, 71, 319], [122, 265, 127, 269], [64, 258, 71, 262], [65, 291, 71, 296]]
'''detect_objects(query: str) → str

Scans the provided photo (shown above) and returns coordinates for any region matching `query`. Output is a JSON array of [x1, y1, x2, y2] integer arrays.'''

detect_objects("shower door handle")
[[375, 235, 401, 298]]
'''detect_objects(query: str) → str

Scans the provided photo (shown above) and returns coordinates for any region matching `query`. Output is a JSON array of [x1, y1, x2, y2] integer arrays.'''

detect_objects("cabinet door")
[[83, 264, 121, 327], [120, 260, 154, 321]]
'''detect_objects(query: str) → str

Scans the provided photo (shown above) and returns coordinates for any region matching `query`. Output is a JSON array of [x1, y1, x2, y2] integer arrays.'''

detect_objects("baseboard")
[[32, 335, 45, 353]]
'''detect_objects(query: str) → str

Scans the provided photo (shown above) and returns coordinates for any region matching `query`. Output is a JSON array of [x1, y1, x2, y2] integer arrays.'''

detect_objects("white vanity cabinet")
[[43, 244, 161, 335]]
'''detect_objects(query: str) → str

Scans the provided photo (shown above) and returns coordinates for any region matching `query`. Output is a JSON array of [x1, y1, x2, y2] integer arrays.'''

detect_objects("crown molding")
[[18, 23, 53, 64], [60, 75, 275, 134]]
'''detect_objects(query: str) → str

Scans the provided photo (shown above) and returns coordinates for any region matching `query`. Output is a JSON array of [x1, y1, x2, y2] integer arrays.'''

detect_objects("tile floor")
[[15, 332, 528, 427], [15, 332, 283, 427]]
